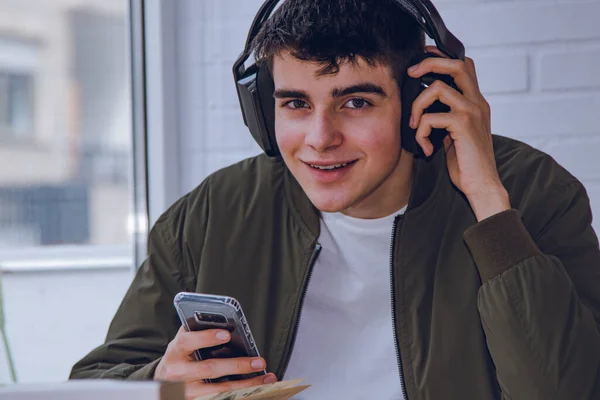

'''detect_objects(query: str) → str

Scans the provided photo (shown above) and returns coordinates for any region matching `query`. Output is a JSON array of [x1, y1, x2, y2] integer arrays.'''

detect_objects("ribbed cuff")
[[126, 357, 163, 380], [464, 209, 541, 282]]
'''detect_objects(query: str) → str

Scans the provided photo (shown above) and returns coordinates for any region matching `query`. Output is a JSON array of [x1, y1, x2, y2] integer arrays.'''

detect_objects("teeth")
[[310, 162, 351, 170]]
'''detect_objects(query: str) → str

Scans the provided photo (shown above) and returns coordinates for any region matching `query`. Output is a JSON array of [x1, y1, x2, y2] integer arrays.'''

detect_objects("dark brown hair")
[[251, 0, 426, 87]]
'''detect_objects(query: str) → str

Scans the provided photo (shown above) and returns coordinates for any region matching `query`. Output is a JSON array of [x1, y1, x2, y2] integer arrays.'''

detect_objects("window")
[[0, 5, 132, 249], [0, 0, 145, 384], [0, 71, 34, 140]]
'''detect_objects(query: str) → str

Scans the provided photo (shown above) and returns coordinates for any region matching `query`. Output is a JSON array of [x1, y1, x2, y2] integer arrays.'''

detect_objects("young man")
[[70, 1, 600, 399]]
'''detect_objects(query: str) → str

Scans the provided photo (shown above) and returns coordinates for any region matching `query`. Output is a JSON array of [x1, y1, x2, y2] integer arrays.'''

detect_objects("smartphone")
[[173, 292, 266, 383]]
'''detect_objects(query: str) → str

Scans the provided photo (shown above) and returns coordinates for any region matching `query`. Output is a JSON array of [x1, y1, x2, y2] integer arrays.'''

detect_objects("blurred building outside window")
[[0, 0, 134, 251], [0, 71, 34, 140], [0, 0, 142, 384]]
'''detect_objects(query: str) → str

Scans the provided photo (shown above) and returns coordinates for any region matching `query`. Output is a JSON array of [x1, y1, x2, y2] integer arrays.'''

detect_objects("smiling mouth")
[[308, 160, 358, 171]]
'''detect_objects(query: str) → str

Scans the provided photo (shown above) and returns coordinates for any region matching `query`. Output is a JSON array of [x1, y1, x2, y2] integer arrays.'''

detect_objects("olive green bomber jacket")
[[70, 135, 600, 400]]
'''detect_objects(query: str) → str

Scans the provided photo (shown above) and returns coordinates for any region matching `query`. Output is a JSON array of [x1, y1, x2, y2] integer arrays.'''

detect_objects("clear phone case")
[[173, 292, 266, 383]]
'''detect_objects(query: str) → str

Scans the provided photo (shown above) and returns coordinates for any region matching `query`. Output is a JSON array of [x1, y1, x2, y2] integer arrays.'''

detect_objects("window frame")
[[142, 0, 182, 230]]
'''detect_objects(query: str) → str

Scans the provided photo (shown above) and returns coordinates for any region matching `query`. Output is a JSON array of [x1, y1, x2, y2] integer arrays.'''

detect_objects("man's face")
[[272, 51, 412, 218]]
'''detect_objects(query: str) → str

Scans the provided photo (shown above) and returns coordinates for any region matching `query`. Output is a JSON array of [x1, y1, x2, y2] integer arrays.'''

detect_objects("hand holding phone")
[[154, 327, 276, 398], [154, 293, 277, 399]]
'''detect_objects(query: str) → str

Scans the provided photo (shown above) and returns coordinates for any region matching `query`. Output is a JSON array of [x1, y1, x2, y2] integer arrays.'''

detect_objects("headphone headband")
[[234, 0, 465, 79], [403, 0, 465, 60]]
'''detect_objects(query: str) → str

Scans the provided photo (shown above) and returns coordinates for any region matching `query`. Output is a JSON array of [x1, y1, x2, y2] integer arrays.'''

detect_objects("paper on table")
[[194, 379, 310, 400]]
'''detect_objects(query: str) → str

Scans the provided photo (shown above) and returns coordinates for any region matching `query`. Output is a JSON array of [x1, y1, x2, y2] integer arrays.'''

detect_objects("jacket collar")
[[283, 147, 453, 239]]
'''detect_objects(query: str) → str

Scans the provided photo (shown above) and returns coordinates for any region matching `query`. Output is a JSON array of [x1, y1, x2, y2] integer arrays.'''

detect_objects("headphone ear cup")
[[400, 52, 456, 158], [401, 73, 425, 157], [256, 66, 279, 155], [234, 62, 280, 157]]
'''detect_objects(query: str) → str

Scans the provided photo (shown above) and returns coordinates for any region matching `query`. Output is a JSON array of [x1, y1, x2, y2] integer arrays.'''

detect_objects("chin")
[[314, 204, 346, 213], [305, 192, 354, 214]]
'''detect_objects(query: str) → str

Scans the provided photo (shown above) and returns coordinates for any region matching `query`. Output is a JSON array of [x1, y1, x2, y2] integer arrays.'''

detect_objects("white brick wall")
[[174, 0, 600, 232], [538, 47, 600, 90]]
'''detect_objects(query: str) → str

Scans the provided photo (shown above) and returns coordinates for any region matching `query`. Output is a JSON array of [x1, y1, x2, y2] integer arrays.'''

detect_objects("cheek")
[[348, 117, 401, 155], [274, 115, 301, 156]]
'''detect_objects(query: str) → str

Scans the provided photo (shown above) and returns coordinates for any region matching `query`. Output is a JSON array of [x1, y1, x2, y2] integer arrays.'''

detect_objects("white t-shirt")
[[283, 206, 407, 399]]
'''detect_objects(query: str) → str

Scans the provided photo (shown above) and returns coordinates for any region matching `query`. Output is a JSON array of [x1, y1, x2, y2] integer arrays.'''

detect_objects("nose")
[[304, 110, 342, 152]]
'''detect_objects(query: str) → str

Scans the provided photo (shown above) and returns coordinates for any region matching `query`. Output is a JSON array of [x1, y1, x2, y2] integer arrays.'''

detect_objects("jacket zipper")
[[278, 219, 408, 392], [390, 215, 409, 400], [278, 243, 322, 379]]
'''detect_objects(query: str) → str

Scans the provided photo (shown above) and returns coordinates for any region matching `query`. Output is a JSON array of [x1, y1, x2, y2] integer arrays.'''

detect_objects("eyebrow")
[[273, 83, 388, 100]]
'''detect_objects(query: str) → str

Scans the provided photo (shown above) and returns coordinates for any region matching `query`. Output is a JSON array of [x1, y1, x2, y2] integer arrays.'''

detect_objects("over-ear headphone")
[[233, 0, 465, 158]]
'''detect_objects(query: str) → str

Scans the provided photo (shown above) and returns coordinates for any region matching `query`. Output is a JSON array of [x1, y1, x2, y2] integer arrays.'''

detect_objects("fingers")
[[408, 46, 491, 159], [158, 325, 275, 400], [158, 355, 268, 382], [414, 113, 455, 157], [168, 328, 231, 359], [409, 79, 472, 129], [464, 57, 479, 85], [184, 373, 278, 400], [178, 357, 268, 381], [409, 48, 480, 102], [161, 356, 267, 382], [425, 45, 479, 82]]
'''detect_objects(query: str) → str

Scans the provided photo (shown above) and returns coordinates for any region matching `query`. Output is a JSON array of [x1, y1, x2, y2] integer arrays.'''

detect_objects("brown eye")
[[345, 98, 370, 109], [286, 99, 308, 109]]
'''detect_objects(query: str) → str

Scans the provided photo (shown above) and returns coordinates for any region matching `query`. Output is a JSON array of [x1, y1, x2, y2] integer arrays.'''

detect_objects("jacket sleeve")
[[464, 180, 600, 400], [69, 195, 199, 380]]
